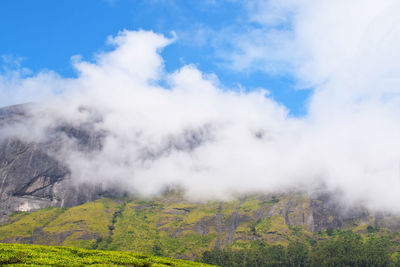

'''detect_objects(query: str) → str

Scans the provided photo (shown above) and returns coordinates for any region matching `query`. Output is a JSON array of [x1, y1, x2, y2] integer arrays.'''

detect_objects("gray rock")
[[0, 104, 398, 234], [0, 104, 117, 222]]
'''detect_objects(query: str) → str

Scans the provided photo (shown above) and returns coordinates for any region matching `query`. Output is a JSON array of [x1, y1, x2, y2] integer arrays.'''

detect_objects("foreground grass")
[[0, 243, 214, 266]]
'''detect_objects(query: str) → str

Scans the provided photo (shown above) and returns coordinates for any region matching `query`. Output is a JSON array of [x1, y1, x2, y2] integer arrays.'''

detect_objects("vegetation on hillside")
[[0, 242, 213, 266], [201, 231, 400, 266], [1, 195, 400, 263], [0, 195, 315, 258]]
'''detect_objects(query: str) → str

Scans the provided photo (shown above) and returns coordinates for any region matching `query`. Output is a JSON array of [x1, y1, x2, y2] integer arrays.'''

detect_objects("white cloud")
[[229, 0, 400, 87], [1, 0, 400, 212], [0, 69, 65, 108]]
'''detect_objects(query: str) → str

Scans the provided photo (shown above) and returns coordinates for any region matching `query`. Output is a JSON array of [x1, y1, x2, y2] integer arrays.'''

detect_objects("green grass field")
[[0, 243, 214, 266]]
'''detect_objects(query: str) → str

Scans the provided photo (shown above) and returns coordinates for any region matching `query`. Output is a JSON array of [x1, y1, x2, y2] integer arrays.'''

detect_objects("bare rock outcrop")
[[0, 105, 114, 222]]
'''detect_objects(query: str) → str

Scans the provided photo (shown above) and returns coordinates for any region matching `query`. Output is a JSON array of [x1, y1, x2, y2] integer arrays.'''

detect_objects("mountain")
[[1, 104, 400, 260], [1, 194, 400, 260], [0, 104, 122, 223]]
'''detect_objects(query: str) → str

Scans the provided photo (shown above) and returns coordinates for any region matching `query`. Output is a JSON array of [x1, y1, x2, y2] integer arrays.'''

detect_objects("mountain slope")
[[2, 104, 400, 260], [1, 195, 400, 260]]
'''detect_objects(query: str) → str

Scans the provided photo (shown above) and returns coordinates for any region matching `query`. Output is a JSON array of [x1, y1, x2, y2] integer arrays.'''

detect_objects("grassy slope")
[[108, 199, 222, 258], [0, 207, 64, 241], [1, 194, 398, 260], [0, 242, 213, 266], [39, 198, 120, 248]]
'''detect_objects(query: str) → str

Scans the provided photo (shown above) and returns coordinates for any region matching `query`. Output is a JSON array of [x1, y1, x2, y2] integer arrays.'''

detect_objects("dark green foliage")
[[201, 242, 286, 267], [364, 236, 392, 267], [326, 227, 334, 236], [91, 237, 103, 249], [367, 225, 379, 233], [311, 231, 365, 266], [261, 196, 280, 205], [310, 231, 394, 266], [287, 241, 309, 267], [112, 209, 123, 224], [152, 244, 164, 256], [201, 231, 395, 267]]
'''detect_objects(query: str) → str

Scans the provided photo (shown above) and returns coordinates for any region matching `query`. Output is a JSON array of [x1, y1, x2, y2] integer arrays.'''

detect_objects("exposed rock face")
[[0, 105, 113, 222], [0, 104, 399, 234]]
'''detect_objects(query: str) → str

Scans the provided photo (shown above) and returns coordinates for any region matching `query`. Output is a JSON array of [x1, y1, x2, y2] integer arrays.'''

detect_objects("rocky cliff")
[[0, 105, 118, 222], [1, 104, 400, 254]]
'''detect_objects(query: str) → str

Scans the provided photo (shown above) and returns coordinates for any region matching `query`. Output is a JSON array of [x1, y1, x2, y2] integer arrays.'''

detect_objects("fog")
[[2, 1, 400, 211]]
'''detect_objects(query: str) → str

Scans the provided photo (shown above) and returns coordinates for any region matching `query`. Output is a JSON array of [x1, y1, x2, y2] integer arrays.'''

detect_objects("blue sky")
[[2, 0, 400, 210], [0, 0, 310, 115]]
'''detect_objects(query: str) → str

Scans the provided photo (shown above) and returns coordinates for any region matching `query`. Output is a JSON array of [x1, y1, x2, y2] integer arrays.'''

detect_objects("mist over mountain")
[[3, 3, 400, 265], [2, 1, 400, 217]]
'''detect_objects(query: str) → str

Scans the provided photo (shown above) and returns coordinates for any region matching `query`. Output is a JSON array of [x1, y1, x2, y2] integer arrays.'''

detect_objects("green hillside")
[[1, 194, 400, 261], [0, 242, 213, 266]]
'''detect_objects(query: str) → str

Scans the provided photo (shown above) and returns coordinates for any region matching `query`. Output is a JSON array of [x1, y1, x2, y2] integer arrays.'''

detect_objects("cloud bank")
[[2, 1, 400, 211]]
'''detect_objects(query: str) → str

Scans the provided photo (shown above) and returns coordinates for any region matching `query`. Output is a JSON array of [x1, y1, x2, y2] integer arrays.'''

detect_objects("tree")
[[364, 236, 392, 267], [311, 231, 365, 266], [287, 241, 310, 267]]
